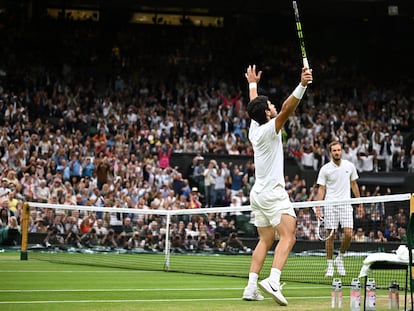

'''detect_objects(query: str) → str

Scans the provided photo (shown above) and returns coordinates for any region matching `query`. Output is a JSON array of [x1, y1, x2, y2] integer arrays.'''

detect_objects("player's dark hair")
[[247, 95, 269, 125]]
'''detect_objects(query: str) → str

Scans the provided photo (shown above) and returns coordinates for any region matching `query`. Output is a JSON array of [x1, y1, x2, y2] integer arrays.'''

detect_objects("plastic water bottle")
[[365, 278, 376, 311], [350, 278, 361, 311], [331, 278, 342, 309], [388, 280, 399, 310]]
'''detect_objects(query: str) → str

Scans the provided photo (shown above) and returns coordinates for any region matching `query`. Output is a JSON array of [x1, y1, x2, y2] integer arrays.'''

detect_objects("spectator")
[[117, 217, 134, 248], [96, 156, 112, 190], [127, 231, 142, 250], [32, 216, 48, 233], [213, 162, 230, 207], [157, 142, 173, 169], [203, 159, 217, 208], [64, 215, 81, 247], [225, 232, 245, 253], [81, 157, 94, 178], [286, 132, 301, 159], [80, 213, 96, 235], [379, 134, 393, 172], [353, 228, 368, 242], [184, 234, 198, 251], [43, 227, 64, 248], [80, 228, 100, 248], [35, 179, 50, 203], [101, 228, 118, 248], [188, 188, 202, 209], [391, 129, 403, 155], [392, 148, 409, 171], [92, 129, 108, 155], [375, 230, 388, 243], [228, 163, 246, 197], [94, 218, 108, 239]]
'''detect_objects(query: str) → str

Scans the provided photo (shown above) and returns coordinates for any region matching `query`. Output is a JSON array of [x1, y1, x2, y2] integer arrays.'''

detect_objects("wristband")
[[249, 82, 257, 89], [292, 83, 307, 100]]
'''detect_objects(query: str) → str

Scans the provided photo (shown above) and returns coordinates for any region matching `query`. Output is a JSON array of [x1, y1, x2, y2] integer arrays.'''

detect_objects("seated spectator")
[[196, 233, 211, 252], [32, 217, 48, 233], [0, 206, 10, 228], [353, 227, 368, 242], [93, 218, 108, 239], [64, 216, 81, 247], [80, 228, 100, 248], [375, 230, 387, 243], [79, 213, 96, 235], [366, 230, 376, 242], [184, 234, 198, 251], [101, 229, 118, 248], [127, 231, 143, 250], [224, 232, 245, 253], [117, 217, 134, 248], [392, 148, 409, 171], [0, 215, 21, 246], [43, 227, 64, 248]]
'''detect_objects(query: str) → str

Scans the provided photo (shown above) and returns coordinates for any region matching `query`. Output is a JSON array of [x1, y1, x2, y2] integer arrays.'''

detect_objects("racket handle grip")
[[303, 57, 312, 84]]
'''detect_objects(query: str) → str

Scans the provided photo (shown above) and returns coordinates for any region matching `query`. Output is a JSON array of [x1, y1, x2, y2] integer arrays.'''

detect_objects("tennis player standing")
[[315, 141, 362, 277], [242, 65, 312, 305]]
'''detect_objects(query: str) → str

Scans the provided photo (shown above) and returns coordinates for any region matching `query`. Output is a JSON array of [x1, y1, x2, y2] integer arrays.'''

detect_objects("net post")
[[411, 193, 414, 217], [20, 202, 30, 260]]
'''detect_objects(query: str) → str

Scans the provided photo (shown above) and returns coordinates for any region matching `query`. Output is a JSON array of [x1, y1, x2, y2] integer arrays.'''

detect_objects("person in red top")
[[158, 141, 173, 169], [80, 214, 96, 234], [92, 129, 108, 155]]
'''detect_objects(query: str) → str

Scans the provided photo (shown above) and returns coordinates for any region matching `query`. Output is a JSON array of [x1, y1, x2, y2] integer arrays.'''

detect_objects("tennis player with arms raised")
[[315, 141, 363, 277], [242, 64, 312, 305]]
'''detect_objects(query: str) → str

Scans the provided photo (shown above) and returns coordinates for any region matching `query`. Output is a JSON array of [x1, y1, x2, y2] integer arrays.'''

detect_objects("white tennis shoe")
[[334, 257, 346, 276], [258, 278, 288, 306], [325, 265, 334, 277], [242, 286, 264, 301]]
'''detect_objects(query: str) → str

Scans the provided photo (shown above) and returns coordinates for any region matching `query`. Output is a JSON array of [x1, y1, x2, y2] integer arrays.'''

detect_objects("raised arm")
[[244, 65, 262, 101], [275, 67, 313, 132]]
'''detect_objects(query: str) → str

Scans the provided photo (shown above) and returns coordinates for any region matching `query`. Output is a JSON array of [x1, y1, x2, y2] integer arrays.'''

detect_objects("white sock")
[[248, 272, 259, 287], [338, 253, 344, 259], [269, 268, 281, 285], [327, 259, 334, 268]]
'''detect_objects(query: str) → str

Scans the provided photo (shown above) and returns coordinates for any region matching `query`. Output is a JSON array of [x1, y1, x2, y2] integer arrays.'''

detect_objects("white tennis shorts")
[[250, 185, 296, 227], [324, 204, 353, 229]]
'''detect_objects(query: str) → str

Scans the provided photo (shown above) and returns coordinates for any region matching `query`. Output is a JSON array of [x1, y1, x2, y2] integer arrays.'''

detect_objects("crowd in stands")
[[0, 14, 413, 251]]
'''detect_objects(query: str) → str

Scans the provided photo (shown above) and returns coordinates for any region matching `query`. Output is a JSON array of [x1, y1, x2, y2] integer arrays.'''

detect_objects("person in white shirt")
[[315, 141, 363, 277], [203, 159, 217, 208], [242, 64, 312, 305]]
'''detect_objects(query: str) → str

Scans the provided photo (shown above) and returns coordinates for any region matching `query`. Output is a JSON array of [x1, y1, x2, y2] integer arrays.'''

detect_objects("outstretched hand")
[[245, 65, 262, 83]]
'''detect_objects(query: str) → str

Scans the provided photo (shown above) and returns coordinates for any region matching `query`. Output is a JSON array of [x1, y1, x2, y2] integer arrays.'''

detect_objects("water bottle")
[[388, 280, 399, 310], [350, 278, 361, 311], [331, 278, 342, 309], [365, 278, 376, 311]]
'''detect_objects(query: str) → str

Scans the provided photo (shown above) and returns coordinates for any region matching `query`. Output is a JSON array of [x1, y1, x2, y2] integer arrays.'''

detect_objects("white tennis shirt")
[[316, 159, 359, 200], [248, 119, 285, 193]]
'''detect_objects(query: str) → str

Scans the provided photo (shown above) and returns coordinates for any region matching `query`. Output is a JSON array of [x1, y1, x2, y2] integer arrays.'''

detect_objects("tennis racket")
[[316, 216, 335, 241], [292, 1, 312, 83]]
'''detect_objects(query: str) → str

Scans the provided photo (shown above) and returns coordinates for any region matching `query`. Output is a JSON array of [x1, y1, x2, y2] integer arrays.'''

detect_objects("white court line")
[[0, 296, 332, 304], [0, 286, 329, 293], [2, 270, 153, 273]]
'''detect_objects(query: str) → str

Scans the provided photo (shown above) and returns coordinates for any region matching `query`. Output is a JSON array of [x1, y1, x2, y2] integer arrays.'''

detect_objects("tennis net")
[[25, 193, 412, 288]]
